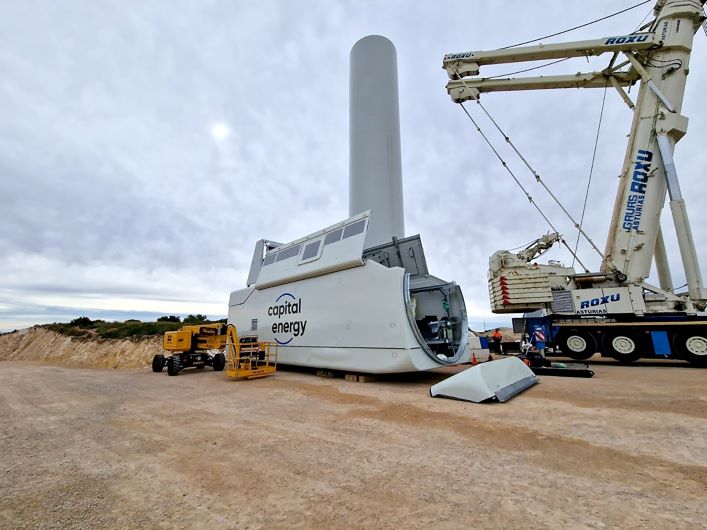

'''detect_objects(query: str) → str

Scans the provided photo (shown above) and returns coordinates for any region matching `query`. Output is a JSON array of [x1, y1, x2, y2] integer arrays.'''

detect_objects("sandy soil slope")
[[0, 361, 705, 529], [0, 328, 161, 369]]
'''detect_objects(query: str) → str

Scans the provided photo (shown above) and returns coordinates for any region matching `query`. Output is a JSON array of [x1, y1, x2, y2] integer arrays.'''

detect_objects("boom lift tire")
[[672, 330, 707, 367], [152, 354, 165, 373], [556, 330, 596, 360], [212, 353, 226, 371], [602, 330, 645, 363], [167, 356, 180, 376]]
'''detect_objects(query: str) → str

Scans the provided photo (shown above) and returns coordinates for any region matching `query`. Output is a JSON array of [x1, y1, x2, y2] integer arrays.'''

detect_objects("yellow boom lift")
[[153, 323, 228, 376]]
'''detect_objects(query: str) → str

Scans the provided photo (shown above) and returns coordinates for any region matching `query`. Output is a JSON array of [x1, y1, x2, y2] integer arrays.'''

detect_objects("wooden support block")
[[345, 374, 375, 383], [316, 370, 335, 378]]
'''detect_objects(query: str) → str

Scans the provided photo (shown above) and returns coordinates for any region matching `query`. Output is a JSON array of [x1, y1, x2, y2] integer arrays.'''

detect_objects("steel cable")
[[475, 100, 606, 260], [458, 102, 590, 272], [500, 0, 653, 49], [572, 82, 609, 268]]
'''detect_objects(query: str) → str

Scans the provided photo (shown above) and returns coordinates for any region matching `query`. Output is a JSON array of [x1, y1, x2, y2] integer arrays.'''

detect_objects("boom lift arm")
[[444, 0, 707, 310]]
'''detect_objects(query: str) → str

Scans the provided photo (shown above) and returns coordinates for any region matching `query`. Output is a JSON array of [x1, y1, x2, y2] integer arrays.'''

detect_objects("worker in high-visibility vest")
[[491, 328, 503, 355]]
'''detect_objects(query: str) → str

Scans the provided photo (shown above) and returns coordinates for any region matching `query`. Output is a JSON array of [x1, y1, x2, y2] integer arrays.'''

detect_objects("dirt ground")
[[0, 360, 705, 529]]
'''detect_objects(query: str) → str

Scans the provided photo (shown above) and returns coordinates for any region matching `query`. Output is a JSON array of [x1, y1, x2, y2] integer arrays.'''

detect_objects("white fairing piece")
[[228, 212, 469, 374], [430, 357, 538, 403]]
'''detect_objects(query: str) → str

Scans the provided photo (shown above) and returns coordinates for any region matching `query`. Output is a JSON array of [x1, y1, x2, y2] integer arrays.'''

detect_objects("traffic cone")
[[471, 352, 478, 365]]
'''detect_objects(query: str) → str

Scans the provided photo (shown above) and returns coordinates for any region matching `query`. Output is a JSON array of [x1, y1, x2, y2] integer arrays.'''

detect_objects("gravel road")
[[0, 361, 705, 529]]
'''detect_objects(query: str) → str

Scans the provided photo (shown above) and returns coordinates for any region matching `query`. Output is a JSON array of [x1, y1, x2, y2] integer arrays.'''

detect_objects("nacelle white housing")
[[228, 212, 474, 373]]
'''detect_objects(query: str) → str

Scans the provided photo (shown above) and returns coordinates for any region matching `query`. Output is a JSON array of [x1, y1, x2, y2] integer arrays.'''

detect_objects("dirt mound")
[[0, 327, 161, 369], [478, 326, 518, 341]]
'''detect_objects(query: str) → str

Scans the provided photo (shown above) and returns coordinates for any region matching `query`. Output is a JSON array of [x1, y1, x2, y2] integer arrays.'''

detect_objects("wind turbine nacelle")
[[228, 212, 479, 374]]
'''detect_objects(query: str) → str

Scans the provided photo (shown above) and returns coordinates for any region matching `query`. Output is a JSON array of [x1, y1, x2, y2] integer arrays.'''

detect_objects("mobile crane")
[[443, 0, 707, 365]]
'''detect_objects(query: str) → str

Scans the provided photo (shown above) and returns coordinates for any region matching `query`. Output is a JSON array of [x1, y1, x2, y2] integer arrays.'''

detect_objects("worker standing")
[[531, 325, 546, 358], [491, 328, 503, 355], [520, 334, 532, 356]]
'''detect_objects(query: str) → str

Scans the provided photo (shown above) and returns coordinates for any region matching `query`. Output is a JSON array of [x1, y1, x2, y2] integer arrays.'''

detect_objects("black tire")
[[212, 353, 226, 372], [672, 330, 707, 367], [152, 354, 165, 373], [196, 353, 207, 369], [556, 330, 597, 360], [602, 330, 645, 363], [167, 356, 180, 376]]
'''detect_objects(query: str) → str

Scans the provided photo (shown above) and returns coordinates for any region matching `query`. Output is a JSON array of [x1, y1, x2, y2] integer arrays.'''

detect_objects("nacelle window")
[[324, 228, 343, 246], [302, 240, 321, 260], [343, 219, 366, 239], [276, 244, 301, 262]]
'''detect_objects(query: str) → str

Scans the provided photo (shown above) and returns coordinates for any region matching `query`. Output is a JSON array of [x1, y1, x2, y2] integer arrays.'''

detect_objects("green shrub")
[[70, 316, 93, 328], [44, 320, 180, 339], [183, 314, 208, 324]]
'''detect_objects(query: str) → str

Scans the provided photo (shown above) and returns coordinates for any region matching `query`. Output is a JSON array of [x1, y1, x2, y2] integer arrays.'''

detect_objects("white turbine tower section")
[[349, 35, 405, 248]]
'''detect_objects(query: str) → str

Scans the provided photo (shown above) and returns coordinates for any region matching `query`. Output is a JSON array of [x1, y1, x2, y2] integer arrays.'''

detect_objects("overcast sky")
[[2, 0, 706, 331]]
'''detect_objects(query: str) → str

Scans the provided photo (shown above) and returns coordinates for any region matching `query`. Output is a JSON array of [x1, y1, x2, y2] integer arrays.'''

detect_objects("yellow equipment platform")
[[225, 325, 278, 380]]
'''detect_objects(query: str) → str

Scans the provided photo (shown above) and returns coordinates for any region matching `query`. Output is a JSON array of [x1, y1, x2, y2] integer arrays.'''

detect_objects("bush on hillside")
[[97, 320, 180, 339], [70, 316, 93, 328], [45, 320, 181, 339], [183, 314, 208, 324]]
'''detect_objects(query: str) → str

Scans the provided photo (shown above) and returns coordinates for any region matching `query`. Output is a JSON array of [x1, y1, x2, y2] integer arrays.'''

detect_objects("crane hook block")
[[447, 84, 480, 103], [443, 60, 480, 79]]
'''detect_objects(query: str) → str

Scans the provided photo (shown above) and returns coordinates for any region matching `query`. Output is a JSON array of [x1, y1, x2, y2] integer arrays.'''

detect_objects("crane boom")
[[444, 33, 658, 80]]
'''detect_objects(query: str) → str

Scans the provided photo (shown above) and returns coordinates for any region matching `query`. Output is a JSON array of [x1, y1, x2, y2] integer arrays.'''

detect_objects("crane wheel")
[[152, 354, 165, 373], [167, 356, 180, 376], [602, 330, 644, 363], [212, 353, 226, 372], [556, 330, 596, 360], [672, 330, 707, 367]]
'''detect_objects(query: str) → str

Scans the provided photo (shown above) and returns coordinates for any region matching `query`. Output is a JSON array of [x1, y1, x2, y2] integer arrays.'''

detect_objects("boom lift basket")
[[225, 325, 278, 380]]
